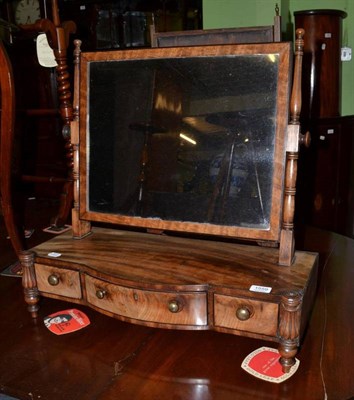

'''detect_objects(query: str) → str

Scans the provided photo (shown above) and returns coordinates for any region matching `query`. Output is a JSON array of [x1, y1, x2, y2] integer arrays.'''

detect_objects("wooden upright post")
[[71, 40, 91, 238], [279, 29, 305, 266]]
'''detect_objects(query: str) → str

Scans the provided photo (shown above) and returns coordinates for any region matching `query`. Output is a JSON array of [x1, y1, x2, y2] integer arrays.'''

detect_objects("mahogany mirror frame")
[[71, 40, 301, 265]]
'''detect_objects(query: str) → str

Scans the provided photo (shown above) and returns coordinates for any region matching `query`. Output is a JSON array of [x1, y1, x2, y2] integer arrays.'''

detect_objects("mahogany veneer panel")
[[214, 294, 278, 335], [32, 227, 316, 292], [85, 275, 208, 327], [35, 263, 82, 299]]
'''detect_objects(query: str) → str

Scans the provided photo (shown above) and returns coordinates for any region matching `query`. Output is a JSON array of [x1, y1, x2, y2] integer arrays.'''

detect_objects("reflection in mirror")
[[88, 54, 279, 229]]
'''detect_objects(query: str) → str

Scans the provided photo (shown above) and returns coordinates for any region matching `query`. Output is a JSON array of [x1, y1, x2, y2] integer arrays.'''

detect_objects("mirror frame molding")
[[71, 29, 305, 266]]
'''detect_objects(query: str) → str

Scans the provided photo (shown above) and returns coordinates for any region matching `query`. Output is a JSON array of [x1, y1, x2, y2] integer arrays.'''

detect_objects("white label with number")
[[249, 285, 272, 294]]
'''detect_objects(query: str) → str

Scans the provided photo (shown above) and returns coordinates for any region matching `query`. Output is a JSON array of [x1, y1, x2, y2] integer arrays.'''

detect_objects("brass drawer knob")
[[168, 299, 180, 313], [96, 289, 106, 299], [236, 306, 252, 321], [48, 274, 60, 286]]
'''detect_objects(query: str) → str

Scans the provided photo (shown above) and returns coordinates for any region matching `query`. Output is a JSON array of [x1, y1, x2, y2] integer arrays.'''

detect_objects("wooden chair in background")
[[0, 0, 75, 256], [18, 0, 76, 230]]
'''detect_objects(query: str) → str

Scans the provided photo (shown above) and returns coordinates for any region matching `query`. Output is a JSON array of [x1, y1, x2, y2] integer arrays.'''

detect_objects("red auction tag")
[[44, 309, 90, 335], [241, 347, 299, 383]]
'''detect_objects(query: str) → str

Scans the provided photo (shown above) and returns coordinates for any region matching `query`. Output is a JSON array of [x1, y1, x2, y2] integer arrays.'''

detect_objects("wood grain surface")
[[0, 226, 353, 399]]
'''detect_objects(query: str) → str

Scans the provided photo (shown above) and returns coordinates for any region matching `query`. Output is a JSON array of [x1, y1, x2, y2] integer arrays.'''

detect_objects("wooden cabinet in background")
[[58, 0, 202, 51], [294, 9, 347, 119], [297, 116, 354, 238], [294, 10, 353, 239]]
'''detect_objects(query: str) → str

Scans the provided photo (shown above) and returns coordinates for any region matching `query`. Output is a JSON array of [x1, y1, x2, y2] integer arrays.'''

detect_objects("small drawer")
[[85, 275, 207, 326], [214, 293, 278, 336], [35, 263, 82, 299]]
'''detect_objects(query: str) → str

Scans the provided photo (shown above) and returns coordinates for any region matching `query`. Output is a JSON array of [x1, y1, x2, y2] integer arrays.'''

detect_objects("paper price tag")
[[44, 309, 90, 335], [36, 33, 58, 68], [48, 252, 62, 258], [249, 285, 272, 294], [242, 347, 299, 383]]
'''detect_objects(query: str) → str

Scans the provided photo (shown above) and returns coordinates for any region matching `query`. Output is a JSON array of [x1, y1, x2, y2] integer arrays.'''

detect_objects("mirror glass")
[[88, 54, 279, 229]]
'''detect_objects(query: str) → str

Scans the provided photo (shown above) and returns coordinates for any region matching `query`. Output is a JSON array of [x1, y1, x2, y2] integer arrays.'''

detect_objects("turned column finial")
[[290, 28, 305, 125]]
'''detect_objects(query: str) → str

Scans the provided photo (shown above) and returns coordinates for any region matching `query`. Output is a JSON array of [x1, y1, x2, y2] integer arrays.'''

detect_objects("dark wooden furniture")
[[297, 115, 354, 237], [294, 9, 347, 119], [150, 10, 281, 47], [17, 0, 76, 229], [0, 5, 74, 260], [0, 40, 24, 254], [293, 10, 353, 237], [19, 31, 318, 373], [57, 0, 202, 52], [3, 0, 75, 238], [0, 226, 352, 400]]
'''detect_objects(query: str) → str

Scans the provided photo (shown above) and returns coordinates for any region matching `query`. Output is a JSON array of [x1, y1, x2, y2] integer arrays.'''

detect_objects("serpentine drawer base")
[[20, 227, 318, 373]]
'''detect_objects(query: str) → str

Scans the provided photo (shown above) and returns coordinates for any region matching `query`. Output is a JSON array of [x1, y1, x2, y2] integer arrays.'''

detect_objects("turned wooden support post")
[[50, 0, 76, 228], [19, 5, 76, 133], [51, 0, 75, 127], [289, 29, 304, 124], [20, 251, 40, 318], [278, 290, 302, 373], [279, 28, 305, 266], [71, 39, 81, 229], [71, 40, 91, 238]]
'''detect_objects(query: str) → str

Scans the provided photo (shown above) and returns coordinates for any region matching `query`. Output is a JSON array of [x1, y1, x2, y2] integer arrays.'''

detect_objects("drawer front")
[[35, 264, 82, 299], [85, 275, 207, 326], [214, 294, 278, 336]]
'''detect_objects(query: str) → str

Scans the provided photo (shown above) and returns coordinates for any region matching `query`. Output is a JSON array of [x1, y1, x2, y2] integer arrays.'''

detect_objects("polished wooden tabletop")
[[0, 226, 353, 400]]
